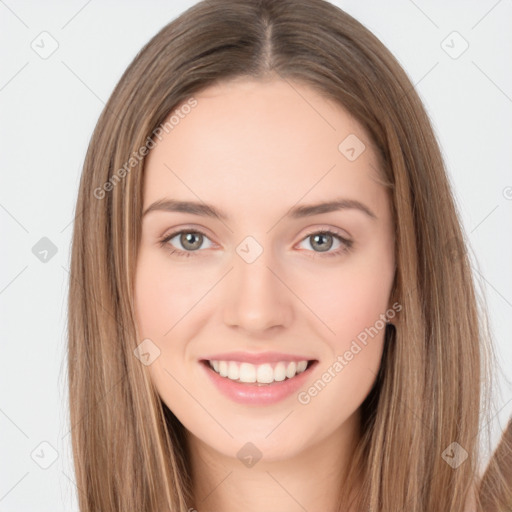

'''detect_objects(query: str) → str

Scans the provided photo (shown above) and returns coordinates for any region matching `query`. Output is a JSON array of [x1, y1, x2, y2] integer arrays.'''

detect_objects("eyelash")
[[158, 228, 353, 259]]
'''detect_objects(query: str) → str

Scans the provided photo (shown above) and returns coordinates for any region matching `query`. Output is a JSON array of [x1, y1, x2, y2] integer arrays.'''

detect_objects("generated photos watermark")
[[297, 301, 401, 405], [93, 97, 198, 200]]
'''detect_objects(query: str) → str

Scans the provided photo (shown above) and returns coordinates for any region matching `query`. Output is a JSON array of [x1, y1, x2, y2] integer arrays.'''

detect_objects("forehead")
[[143, 78, 386, 220]]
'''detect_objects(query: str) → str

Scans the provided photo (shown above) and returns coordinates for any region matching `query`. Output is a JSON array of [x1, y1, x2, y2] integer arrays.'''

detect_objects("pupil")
[[312, 233, 332, 252], [181, 232, 202, 250]]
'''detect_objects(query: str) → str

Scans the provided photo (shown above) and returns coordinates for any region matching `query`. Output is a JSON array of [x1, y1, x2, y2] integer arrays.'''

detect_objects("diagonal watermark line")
[[399, 61, 439, 103], [265, 266, 336, 335], [471, 397, 512, 442], [0, 472, 29, 502], [0, 202, 29, 233], [265, 409, 294, 438], [266, 163, 337, 234], [61, 60, 105, 104], [471, 0, 504, 30], [470, 204, 499, 233], [471, 264, 512, 308], [266, 471, 309, 511], [408, 0, 439, 29], [0, 0, 29, 28], [61, 0, 94, 29], [472, 61, 512, 105], [61, 470, 87, 500], [0, 265, 28, 295], [60, 208, 83, 233], [163, 267, 234, 337], [0, 407, 29, 438], [0, 62, 29, 92], [163, 367, 234, 438], [197, 470, 233, 505], [61, 61, 122, 122]]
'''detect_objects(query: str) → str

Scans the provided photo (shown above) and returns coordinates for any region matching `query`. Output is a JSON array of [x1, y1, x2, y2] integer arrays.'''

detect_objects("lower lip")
[[200, 360, 318, 405]]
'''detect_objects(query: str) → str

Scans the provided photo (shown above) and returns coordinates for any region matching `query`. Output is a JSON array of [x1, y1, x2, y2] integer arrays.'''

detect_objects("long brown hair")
[[67, 1, 510, 510]]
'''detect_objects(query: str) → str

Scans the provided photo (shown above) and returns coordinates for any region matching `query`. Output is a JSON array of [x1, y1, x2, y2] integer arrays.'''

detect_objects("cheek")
[[296, 265, 392, 419], [134, 250, 207, 337], [303, 259, 394, 347], [133, 252, 199, 411], [134, 264, 173, 337]]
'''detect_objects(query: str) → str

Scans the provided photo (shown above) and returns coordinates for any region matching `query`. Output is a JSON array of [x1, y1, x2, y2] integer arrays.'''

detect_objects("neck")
[[187, 409, 363, 512]]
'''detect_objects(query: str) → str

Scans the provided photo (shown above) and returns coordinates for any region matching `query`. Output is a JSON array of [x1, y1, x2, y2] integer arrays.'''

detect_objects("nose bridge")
[[222, 235, 293, 332]]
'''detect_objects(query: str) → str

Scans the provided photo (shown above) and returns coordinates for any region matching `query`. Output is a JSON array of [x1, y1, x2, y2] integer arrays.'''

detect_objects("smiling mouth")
[[201, 359, 318, 385]]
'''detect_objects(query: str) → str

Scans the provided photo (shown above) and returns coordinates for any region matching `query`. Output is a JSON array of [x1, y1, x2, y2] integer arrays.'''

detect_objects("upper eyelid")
[[161, 223, 351, 238], [300, 226, 351, 240], [160, 225, 215, 242]]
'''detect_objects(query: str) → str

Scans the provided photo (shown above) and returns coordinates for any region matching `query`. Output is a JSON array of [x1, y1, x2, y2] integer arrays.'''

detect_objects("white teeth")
[[227, 361, 239, 380], [239, 362, 256, 383], [256, 364, 274, 384], [208, 359, 310, 384], [285, 362, 297, 378], [274, 362, 287, 382], [297, 360, 307, 373], [219, 360, 228, 377]]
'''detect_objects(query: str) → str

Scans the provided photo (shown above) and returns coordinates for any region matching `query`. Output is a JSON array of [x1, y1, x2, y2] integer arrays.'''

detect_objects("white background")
[[1, 1, 511, 510]]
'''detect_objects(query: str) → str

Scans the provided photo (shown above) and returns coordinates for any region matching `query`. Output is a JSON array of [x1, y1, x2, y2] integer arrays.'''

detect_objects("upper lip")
[[201, 351, 316, 364]]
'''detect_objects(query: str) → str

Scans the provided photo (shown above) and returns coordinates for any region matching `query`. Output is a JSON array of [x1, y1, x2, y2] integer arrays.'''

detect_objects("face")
[[134, 77, 396, 463]]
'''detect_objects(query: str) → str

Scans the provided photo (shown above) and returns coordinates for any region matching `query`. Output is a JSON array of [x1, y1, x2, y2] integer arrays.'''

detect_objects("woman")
[[67, 0, 511, 510]]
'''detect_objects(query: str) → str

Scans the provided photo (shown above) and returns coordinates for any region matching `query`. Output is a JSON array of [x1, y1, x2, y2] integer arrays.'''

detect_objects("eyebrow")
[[142, 197, 377, 221]]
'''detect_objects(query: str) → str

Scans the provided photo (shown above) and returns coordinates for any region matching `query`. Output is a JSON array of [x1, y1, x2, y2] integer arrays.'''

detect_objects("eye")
[[296, 229, 353, 257], [159, 229, 213, 258], [158, 228, 353, 259]]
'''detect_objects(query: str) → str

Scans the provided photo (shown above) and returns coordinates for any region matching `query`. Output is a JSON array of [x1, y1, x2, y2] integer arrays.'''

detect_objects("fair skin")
[[135, 77, 396, 511]]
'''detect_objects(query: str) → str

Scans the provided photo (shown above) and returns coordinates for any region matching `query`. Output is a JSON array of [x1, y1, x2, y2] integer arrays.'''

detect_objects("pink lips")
[[199, 354, 318, 406]]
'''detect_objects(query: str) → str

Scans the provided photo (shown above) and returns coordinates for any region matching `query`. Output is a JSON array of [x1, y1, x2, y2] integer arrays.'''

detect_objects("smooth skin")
[[135, 76, 396, 512]]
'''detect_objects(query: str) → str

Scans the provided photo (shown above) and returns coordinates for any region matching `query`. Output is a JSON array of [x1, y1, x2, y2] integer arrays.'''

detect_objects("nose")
[[222, 246, 294, 335]]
